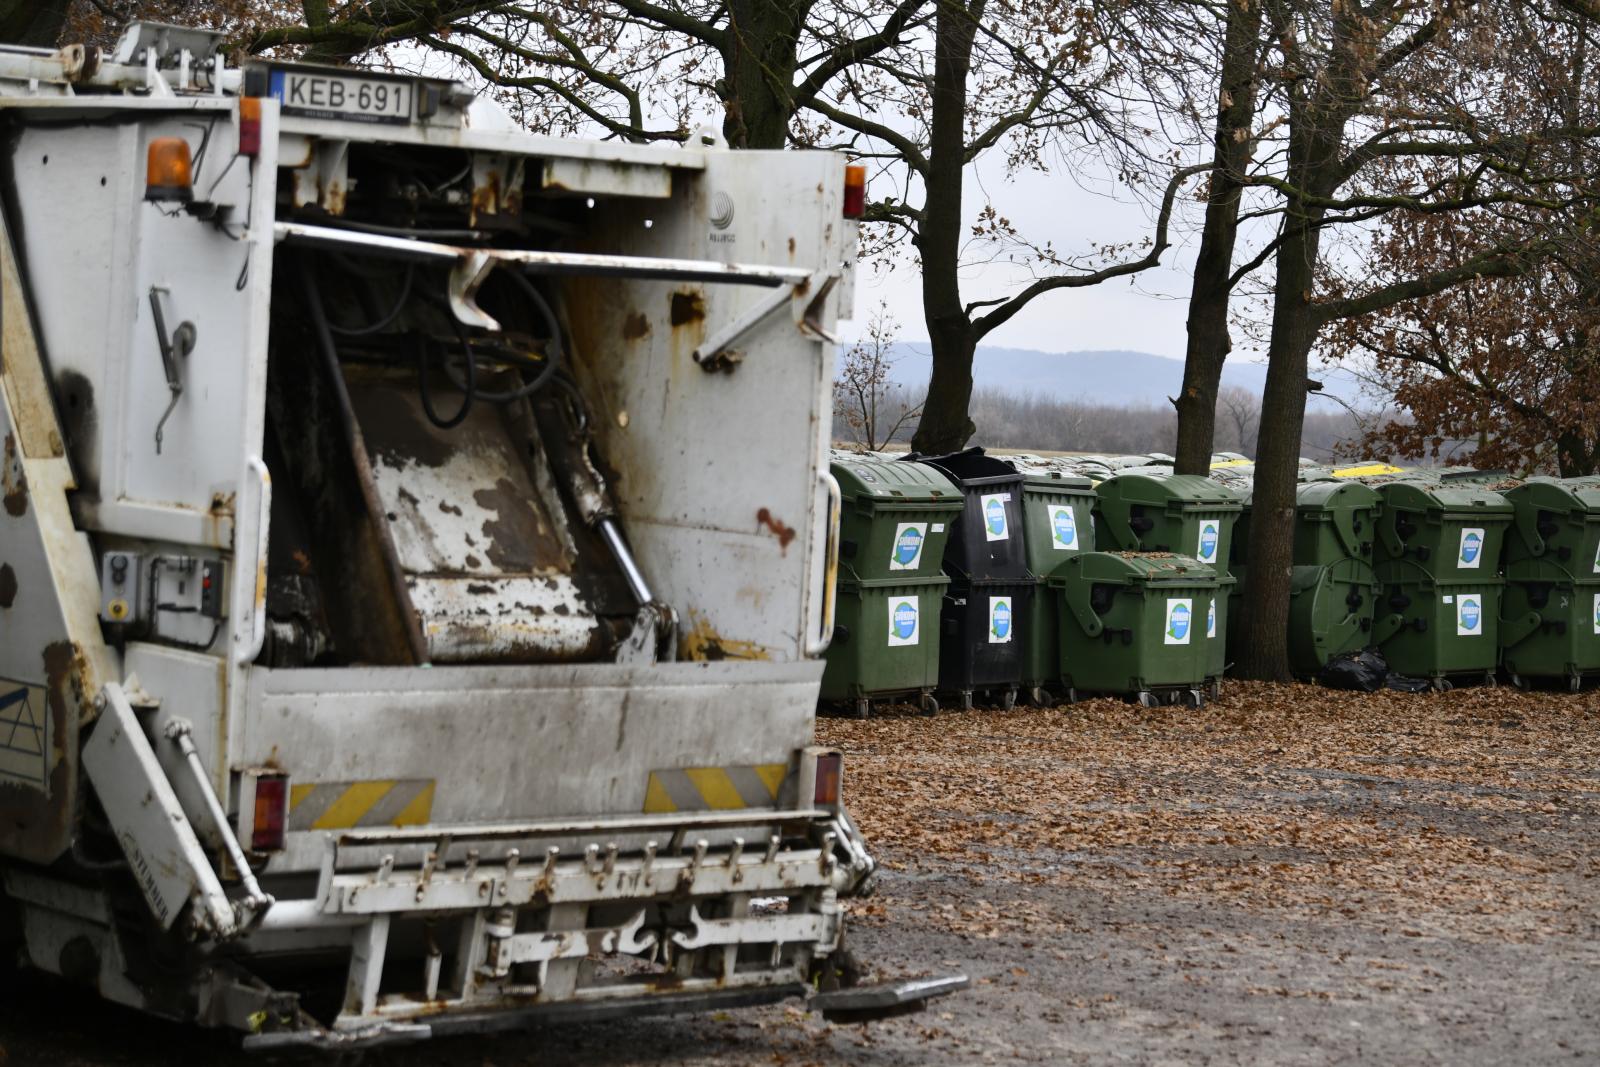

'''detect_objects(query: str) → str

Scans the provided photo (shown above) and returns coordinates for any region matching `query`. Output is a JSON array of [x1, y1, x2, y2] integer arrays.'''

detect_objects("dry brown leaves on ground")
[[820, 682, 1600, 943]]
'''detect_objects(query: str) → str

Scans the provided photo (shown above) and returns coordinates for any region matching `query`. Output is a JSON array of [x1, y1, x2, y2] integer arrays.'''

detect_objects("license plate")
[[269, 69, 413, 125]]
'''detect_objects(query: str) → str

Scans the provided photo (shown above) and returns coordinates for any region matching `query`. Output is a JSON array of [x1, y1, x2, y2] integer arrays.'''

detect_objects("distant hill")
[[885, 343, 1363, 409]]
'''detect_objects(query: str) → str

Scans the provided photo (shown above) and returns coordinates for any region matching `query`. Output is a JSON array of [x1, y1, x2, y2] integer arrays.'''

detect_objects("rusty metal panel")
[[348, 378, 612, 663], [541, 157, 672, 200], [561, 149, 849, 665]]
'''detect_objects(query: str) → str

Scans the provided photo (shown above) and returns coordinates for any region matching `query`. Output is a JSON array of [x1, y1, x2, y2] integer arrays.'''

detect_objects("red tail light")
[[843, 164, 866, 219], [814, 752, 842, 807], [239, 96, 262, 158], [251, 773, 287, 851]]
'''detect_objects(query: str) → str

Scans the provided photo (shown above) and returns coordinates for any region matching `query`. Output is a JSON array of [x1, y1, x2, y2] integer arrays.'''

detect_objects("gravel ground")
[[3, 681, 1598, 1065]]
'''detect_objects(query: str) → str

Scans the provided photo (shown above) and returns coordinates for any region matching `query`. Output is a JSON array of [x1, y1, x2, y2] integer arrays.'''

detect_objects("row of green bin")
[[821, 453, 1235, 714]]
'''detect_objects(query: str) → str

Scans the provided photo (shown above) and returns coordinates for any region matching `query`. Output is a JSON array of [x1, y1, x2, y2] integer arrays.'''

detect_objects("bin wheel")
[[1482, 672, 1497, 689], [999, 688, 1018, 711], [1027, 686, 1051, 708], [1509, 672, 1527, 691], [854, 698, 870, 720], [1434, 678, 1453, 693], [1208, 679, 1223, 701], [959, 691, 974, 712], [1185, 688, 1205, 709], [1064, 687, 1079, 705], [919, 692, 940, 716], [1136, 691, 1159, 709], [1570, 673, 1583, 694]]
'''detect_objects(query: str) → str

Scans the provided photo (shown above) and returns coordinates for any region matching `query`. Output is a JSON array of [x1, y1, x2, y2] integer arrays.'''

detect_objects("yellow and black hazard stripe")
[[288, 779, 436, 832], [643, 764, 789, 814]]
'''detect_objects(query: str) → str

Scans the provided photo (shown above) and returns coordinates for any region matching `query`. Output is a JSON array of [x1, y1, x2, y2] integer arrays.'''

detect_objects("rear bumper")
[[230, 805, 873, 1039]]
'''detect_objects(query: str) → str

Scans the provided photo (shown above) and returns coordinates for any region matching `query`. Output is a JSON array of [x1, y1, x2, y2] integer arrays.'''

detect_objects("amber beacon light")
[[144, 136, 194, 203]]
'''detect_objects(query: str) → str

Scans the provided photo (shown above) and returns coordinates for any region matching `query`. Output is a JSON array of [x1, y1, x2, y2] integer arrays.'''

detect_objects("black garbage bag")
[[1317, 649, 1389, 692], [1383, 672, 1433, 693]]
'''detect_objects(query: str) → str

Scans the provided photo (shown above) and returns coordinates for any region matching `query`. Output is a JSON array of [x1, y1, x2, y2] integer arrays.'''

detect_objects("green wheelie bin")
[[1503, 477, 1600, 574], [1498, 478, 1600, 688], [1016, 471, 1096, 705], [1095, 475, 1241, 689], [1285, 558, 1380, 677], [1048, 553, 1218, 707], [830, 458, 964, 581], [1374, 481, 1512, 579], [821, 574, 950, 716], [1500, 559, 1600, 691], [1372, 557, 1501, 688]]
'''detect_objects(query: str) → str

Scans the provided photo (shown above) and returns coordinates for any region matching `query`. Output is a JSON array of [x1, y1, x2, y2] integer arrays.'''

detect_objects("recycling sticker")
[[1593, 593, 1600, 635], [1048, 504, 1080, 550], [1456, 593, 1483, 636], [1207, 598, 1217, 639], [889, 522, 927, 570], [1458, 527, 1485, 569], [1164, 597, 1193, 645], [1592, 540, 1600, 574], [1196, 519, 1220, 564], [887, 596, 920, 647], [988, 596, 1013, 644], [981, 493, 1011, 542]]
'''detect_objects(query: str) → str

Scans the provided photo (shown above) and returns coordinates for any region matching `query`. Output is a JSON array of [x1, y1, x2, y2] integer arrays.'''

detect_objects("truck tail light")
[[843, 164, 866, 219], [814, 752, 842, 807], [238, 96, 262, 158], [145, 137, 194, 203], [251, 773, 288, 851]]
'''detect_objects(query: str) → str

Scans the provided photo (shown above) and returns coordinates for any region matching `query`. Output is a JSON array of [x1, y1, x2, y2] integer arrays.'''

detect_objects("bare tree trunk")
[[0, 0, 70, 46], [721, 0, 811, 149], [1174, 0, 1263, 475], [910, 0, 982, 454], [1237, 206, 1321, 681]]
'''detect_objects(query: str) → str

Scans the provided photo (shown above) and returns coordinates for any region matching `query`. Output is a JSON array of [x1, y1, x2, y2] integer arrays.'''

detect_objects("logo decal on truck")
[[1197, 520, 1220, 563], [989, 597, 1012, 643], [888, 597, 920, 646], [1165, 598, 1192, 644], [1458, 527, 1484, 568], [890, 523, 926, 569], [1050, 505, 1079, 550], [981, 493, 1010, 541], [1456, 595, 1483, 635]]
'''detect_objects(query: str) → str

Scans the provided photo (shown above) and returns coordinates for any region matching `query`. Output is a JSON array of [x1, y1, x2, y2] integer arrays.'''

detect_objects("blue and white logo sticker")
[[981, 493, 1011, 542], [890, 522, 927, 570], [1196, 519, 1220, 564], [1591, 540, 1599, 574], [1458, 527, 1485, 569], [1456, 594, 1483, 636], [1207, 598, 1217, 639], [887, 596, 919, 647], [1164, 597, 1193, 645], [1592, 593, 1600, 635], [1049, 504, 1080, 551], [988, 596, 1013, 643]]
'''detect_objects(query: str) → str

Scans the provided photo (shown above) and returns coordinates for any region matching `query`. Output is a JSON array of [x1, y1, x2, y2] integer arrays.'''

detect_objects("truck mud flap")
[[810, 974, 971, 1024]]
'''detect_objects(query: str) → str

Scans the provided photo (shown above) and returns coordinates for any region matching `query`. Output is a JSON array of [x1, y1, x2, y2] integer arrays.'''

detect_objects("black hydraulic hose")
[[417, 321, 476, 430], [328, 263, 415, 338], [439, 270, 565, 403]]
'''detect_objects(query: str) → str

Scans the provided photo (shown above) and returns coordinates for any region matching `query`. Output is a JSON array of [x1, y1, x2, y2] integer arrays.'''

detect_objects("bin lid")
[[1047, 551, 1218, 587], [830, 459, 961, 505], [1095, 473, 1243, 511], [1295, 480, 1380, 513], [838, 573, 954, 593], [1020, 469, 1095, 493], [909, 447, 1023, 488], [1503, 477, 1600, 515], [1377, 480, 1513, 517]]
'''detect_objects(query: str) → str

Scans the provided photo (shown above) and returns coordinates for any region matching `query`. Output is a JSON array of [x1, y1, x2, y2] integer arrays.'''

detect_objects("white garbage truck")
[[0, 22, 957, 1049]]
